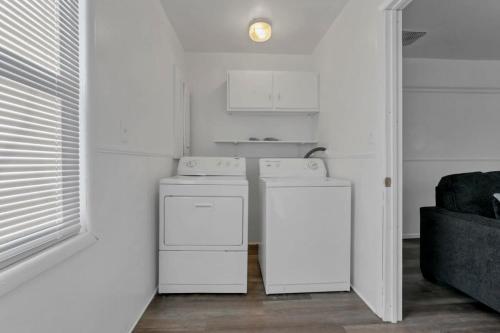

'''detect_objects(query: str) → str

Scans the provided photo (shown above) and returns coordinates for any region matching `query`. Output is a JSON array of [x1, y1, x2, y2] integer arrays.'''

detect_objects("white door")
[[227, 71, 273, 110], [266, 186, 351, 285], [274, 71, 319, 110], [164, 196, 243, 246]]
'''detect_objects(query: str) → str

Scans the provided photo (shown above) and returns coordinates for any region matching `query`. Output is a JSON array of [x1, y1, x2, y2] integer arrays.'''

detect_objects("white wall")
[[0, 1, 184, 332], [312, 0, 388, 317], [186, 52, 318, 242], [403, 58, 500, 238]]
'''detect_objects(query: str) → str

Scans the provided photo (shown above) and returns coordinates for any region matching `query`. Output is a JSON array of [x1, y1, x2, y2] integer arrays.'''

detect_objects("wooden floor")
[[134, 240, 500, 332]]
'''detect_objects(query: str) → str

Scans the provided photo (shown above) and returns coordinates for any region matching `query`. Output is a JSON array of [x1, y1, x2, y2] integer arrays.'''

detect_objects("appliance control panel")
[[178, 157, 246, 176], [259, 158, 327, 178]]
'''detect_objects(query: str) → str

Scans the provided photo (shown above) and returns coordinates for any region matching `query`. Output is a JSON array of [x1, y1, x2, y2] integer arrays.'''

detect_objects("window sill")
[[0, 232, 98, 297]]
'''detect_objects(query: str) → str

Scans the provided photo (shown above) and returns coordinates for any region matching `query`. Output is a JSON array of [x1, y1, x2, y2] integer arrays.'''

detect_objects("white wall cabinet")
[[274, 71, 319, 110], [227, 71, 274, 110], [227, 71, 319, 113]]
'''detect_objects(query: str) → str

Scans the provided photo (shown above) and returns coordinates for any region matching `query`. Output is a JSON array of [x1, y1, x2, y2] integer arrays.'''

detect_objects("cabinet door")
[[227, 71, 273, 110], [274, 71, 319, 111]]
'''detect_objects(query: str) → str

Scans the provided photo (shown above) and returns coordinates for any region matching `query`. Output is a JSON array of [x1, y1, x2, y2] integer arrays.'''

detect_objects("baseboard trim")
[[403, 233, 420, 239], [351, 285, 380, 318], [128, 287, 157, 333]]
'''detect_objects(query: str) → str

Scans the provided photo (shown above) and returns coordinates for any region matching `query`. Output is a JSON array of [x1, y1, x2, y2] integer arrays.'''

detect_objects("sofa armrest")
[[420, 207, 500, 312]]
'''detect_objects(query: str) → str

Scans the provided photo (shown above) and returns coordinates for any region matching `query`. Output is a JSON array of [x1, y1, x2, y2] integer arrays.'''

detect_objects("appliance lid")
[[178, 157, 246, 176], [160, 175, 248, 185], [259, 158, 327, 178], [261, 177, 350, 188]]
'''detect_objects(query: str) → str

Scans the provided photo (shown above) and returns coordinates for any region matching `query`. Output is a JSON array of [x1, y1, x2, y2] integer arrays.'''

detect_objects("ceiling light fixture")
[[249, 19, 272, 43]]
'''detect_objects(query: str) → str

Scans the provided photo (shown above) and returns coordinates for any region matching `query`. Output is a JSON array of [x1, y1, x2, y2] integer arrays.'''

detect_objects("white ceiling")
[[403, 0, 500, 60], [160, 0, 348, 54]]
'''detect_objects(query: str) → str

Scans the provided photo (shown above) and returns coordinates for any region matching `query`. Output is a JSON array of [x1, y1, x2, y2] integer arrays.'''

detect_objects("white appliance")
[[259, 158, 351, 294], [159, 157, 248, 293]]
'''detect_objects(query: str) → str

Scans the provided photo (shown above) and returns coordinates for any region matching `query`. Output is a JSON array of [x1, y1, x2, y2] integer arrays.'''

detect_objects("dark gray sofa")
[[420, 171, 500, 313]]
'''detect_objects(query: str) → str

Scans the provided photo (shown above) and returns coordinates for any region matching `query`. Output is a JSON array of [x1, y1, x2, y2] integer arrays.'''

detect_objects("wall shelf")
[[214, 140, 318, 145]]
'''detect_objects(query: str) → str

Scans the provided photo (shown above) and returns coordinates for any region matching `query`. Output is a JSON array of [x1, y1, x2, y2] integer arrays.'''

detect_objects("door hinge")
[[385, 177, 392, 188]]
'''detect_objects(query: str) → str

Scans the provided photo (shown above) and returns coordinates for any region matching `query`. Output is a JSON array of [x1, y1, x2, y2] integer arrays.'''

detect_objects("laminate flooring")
[[134, 240, 500, 332]]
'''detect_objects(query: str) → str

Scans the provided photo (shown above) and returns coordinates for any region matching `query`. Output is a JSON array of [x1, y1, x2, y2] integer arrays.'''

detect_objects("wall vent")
[[402, 31, 426, 46]]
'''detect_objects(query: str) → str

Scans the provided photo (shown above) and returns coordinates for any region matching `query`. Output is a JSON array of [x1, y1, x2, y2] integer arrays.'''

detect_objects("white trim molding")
[[404, 86, 500, 94], [381, 0, 414, 323], [325, 153, 378, 160], [404, 157, 500, 162], [0, 232, 98, 297], [127, 287, 158, 333], [380, 0, 414, 11], [97, 146, 174, 159], [351, 285, 379, 318]]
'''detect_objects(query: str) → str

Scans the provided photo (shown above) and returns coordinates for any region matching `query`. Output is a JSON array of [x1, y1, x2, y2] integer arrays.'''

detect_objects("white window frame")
[[0, 0, 97, 297]]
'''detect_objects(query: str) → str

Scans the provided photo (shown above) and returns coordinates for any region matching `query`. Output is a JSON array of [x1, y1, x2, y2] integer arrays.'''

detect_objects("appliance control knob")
[[185, 160, 197, 168]]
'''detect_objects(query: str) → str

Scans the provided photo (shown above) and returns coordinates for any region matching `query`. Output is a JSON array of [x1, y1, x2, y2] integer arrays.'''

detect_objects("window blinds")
[[0, 0, 81, 270]]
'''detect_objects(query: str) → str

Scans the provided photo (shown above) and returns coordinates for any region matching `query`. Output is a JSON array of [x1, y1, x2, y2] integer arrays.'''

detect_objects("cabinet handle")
[[195, 203, 214, 208], [268, 94, 272, 101], [277, 93, 281, 101]]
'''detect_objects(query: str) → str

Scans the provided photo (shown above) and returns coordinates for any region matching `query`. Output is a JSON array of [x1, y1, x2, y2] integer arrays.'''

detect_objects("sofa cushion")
[[436, 172, 500, 218], [494, 194, 500, 219], [487, 171, 500, 183], [487, 172, 500, 206]]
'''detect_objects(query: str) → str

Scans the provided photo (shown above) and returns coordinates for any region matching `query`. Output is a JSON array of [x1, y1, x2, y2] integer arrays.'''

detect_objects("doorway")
[[385, 0, 500, 324]]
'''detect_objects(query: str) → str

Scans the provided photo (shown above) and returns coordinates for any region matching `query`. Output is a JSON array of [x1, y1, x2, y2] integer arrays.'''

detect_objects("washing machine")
[[259, 158, 351, 294], [159, 157, 248, 294]]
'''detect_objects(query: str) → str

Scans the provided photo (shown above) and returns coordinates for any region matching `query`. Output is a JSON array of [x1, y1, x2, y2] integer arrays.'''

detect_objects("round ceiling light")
[[249, 19, 272, 43]]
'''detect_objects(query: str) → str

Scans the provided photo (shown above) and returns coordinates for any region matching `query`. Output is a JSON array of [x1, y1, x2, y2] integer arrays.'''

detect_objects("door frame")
[[380, 0, 413, 323]]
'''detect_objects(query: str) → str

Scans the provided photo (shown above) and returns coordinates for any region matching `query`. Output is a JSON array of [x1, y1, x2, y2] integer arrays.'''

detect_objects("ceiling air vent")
[[402, 31, 426, 46]]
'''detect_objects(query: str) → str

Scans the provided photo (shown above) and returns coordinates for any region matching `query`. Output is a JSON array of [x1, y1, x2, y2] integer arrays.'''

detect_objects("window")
[[0, 1, 82, 270]]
